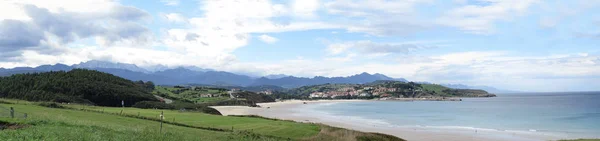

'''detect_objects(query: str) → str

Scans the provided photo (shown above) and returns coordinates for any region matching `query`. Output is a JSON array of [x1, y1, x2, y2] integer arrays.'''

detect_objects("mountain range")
[[0, 60, 510, 93]]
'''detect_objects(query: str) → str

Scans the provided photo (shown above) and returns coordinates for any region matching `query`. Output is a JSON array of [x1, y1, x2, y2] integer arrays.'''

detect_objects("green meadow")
[[61, 104, 320, 139], [0, 103, 277, 141], [0, 99, 404, 141]]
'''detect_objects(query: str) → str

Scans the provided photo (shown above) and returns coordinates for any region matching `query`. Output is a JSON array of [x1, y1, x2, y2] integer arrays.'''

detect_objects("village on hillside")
[[307, 86, 423, 99]]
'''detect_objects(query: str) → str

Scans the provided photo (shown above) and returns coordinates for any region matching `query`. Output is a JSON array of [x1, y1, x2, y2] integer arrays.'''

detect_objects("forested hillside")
[[0, 69, 157, 106]]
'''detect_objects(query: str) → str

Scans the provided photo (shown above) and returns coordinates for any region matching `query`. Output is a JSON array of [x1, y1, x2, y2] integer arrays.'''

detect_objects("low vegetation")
[[37, 102, 64, 108], [133, 101, 175, 109]]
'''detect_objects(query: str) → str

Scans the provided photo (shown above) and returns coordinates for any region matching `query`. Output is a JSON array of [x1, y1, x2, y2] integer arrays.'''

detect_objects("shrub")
[[38, 102, 64, 108], [196, 106, 222, 115], [205, 100, 258, 107], [132, 101, 175, 109], [0, 100, 13, 104]]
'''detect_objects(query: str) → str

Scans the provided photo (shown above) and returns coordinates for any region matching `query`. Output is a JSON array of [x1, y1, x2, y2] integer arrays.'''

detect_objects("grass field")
[[154, 86, 230, 103], [192, 97, 231, 103], [420, 84, 450, 96], [0, 102, 278, 141], [61, 104, 320, 139], [0, 99, 405, 141]]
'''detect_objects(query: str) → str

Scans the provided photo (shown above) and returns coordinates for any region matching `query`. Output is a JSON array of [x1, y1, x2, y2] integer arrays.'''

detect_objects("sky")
[[0, 0, 599, 92]]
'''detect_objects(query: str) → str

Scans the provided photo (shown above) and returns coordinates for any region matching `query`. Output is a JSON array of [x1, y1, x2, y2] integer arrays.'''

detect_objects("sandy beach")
[[213, 100, 569, 141]]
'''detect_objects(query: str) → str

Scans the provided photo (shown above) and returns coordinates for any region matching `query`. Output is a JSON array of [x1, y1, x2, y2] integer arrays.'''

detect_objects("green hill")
[[153, 86, 275, 106], [0, 69, 157, 106], [285, 80, 496, 98]]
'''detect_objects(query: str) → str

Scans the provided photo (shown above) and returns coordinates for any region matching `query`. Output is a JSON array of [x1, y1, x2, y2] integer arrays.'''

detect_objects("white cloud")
[[163, 13, 187, 23], [160, 0, 339, 66], [0, 0, 152, 59], [322, 0, 435, 36], [326, 40, 437, 55], [324, 53, 356, 62], [325, 0, 425, 17], [161, 0, 179, 6], [258, 34, 278, 44], [437, 0, 539, 34], [292, 0, 320, 18]]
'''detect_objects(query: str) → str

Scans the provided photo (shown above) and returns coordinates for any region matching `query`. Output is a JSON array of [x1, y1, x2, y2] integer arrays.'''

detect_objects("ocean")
[[297, 92, 600, 138]]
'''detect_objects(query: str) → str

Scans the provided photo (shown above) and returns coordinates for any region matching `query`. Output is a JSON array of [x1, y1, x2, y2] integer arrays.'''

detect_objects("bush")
[[132, 101, 175, 109], [0, 100, 13, 104], [170, 101, 222, 115], [38, 102, 64, 108], [196, 106, 222, 115], [204, 100, 258, 107]]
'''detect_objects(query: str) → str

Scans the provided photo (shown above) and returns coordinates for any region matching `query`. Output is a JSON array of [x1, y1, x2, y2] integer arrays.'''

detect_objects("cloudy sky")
[[1, 0, 599, 92]]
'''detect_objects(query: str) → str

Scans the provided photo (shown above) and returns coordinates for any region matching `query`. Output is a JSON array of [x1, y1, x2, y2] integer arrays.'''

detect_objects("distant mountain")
[[152, 68, 254, 86], [264, 74, 291, 79], [35, 64, 73, 71], [182, 66, 213, 72], [144, 64, 170, 72], [251, 72, 406, 88], [73, 60, 149, 73], [0, 63, 421, 89], [0, 63, 73, 76], [441, 84, 520, 94]]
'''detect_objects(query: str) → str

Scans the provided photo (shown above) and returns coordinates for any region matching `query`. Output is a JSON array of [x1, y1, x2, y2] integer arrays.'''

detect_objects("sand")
[[212, 100, 569, 141]]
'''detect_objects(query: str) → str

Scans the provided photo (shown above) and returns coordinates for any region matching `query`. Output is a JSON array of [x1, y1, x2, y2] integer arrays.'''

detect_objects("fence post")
[[10, 107, 15, 118], [120, 109, 123, 115], [160, 111, 164, 133]]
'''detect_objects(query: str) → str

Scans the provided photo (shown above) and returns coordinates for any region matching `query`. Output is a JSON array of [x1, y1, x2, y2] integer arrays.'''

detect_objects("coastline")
[[213, 100, 571, 141]]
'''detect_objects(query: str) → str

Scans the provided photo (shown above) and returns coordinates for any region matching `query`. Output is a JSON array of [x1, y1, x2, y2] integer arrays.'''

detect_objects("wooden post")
[[160, 111, 164, 133], [10, 107, 14, 118], [120, 109, 123, 115]]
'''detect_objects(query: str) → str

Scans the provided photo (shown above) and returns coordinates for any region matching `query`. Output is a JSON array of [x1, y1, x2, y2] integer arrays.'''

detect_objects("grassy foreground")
[[0, 104, 274, 141], [61, 104, 320, 139], [0, 99, 405, 141]]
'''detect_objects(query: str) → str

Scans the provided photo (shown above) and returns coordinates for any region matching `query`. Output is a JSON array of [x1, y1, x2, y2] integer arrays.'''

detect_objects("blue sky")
[[0, 0, 599, 92]]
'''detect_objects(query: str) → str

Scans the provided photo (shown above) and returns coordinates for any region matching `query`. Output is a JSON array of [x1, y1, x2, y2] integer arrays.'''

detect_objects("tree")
[[144, 81, 155, 91]]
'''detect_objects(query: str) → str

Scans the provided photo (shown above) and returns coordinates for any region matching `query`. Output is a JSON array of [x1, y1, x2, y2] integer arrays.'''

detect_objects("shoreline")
[[213, 100, 581, 141]]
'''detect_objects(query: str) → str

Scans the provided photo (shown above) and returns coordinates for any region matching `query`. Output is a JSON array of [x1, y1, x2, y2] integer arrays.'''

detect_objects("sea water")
[[298, 92, 600, 138]]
